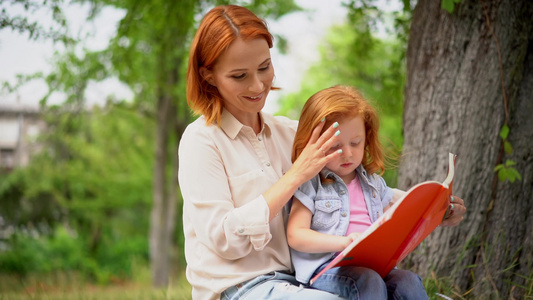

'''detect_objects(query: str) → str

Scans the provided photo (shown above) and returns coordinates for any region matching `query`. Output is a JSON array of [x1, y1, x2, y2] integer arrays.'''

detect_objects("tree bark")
[[147, 0, 196, 288], [399, 0, 533, 298], [150, 83, 173, 287]]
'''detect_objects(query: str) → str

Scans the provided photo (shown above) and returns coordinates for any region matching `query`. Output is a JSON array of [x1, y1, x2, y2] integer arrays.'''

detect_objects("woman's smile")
[[244, 92, 264, 102]]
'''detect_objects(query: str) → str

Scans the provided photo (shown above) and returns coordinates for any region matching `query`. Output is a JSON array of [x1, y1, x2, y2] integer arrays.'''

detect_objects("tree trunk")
[[399, 0, 533, 298], [147, 0, 196, 288], [150, 85, 173, 287]]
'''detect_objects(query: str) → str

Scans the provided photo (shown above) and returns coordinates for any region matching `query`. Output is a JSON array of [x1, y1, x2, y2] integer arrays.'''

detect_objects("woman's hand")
[[264, 120, 341, 221], [288, 120, 341, 184], [440, 195, 466, 227]]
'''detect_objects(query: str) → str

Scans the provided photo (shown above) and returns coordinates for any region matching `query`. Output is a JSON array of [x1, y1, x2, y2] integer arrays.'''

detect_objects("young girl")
[[287, 85, 429, 299]]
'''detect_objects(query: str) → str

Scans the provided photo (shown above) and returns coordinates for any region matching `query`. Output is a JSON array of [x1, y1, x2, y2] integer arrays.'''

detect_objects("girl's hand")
[[440, 196, 466, 227], [342, 232, 361, 248], [288, 120, 341, 184]]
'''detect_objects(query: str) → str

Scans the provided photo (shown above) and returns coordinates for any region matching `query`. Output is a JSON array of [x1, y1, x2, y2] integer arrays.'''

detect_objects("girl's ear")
[[200, 67, 216, 86]]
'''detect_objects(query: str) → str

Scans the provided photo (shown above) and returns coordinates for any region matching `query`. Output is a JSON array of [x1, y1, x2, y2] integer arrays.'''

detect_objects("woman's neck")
[[239, 112, 262, 134]]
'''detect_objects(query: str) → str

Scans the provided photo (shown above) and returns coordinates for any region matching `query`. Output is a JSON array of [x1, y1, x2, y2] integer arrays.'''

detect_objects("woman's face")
[[201, 37, 274, 124]]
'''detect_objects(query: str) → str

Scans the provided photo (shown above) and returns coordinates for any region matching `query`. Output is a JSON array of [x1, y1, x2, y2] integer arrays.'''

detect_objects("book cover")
[[310, 153, 457, 285]]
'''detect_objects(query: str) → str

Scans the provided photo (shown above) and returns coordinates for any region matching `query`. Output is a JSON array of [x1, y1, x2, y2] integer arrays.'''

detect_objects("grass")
[[0, 271, 192, 300], [2, 269, 531, 299]]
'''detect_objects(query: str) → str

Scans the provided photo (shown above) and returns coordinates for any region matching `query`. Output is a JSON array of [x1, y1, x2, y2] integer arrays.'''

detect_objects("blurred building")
[[0, 104, 45, 171]]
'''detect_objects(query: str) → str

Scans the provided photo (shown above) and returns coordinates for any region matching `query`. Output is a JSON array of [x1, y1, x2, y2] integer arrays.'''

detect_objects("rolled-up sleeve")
[[226, 195, 272, 250]]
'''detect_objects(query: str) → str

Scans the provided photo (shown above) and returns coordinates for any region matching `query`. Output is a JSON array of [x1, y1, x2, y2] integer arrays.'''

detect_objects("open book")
[[310, 153, 457, 285]]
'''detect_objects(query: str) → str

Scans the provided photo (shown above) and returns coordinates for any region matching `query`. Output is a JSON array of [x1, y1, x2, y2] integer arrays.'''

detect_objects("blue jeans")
[[220, 271, 346, 300], [311, 266, 428, 300]]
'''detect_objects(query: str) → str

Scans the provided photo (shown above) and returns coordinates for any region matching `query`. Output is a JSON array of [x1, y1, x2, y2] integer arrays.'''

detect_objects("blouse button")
[[340, 190, 346, 195], [326, 202, 331, 208], [238, 228, 244, 233], [341, 212, 347, 217], [265, 162, 271, 167], [258, 137, 262, 141]]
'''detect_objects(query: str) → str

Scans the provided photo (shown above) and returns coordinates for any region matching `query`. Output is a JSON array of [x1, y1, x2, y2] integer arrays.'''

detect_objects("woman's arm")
[[287, 198, 353, 253], [179, 125, 271, 260]]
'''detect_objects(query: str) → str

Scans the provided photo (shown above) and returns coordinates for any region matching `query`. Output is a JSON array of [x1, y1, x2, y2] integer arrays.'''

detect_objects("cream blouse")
[[178, 109, 298, 300]]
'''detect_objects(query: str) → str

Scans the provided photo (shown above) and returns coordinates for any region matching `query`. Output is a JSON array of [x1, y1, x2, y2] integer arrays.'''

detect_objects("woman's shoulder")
[[262, 112, 298, 133], [181, 116, 221, 146], [183, 116, 216, 135]]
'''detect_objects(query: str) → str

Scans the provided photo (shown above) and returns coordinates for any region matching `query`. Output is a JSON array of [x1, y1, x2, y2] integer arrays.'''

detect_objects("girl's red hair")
[[186, 5, 274, 125], [292, 85, 386, 175]]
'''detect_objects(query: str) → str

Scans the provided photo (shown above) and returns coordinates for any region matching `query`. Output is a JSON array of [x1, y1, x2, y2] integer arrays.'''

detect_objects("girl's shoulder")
[[358, 167, 387, 188]]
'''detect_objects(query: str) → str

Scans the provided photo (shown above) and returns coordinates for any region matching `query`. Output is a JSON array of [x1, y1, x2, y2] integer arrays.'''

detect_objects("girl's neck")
[[340, 171, 357, 185]]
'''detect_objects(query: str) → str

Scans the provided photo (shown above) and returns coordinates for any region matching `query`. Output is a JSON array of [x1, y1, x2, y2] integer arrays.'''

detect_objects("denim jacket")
[[290, 165, 394, 284]]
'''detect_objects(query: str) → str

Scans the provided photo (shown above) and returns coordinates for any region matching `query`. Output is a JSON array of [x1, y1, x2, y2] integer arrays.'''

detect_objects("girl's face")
[[324, 116, 366, 184], [201, 37, 274, 125]]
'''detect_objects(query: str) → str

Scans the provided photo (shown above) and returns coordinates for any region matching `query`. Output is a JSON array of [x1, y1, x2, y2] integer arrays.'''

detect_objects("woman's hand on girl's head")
[[289, 120, 341, 183], [440, 196, 466, 227]]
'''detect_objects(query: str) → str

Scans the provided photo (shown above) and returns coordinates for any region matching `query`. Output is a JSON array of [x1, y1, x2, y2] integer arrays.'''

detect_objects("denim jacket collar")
[[319, 165, 371, 187]]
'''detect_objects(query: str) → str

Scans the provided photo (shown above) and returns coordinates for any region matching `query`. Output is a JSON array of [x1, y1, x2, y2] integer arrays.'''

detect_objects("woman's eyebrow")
[[228, 58, 271, 73]]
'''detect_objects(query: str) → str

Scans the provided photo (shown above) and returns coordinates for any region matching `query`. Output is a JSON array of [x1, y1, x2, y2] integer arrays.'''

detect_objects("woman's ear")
[[200, 67, 216, 86]]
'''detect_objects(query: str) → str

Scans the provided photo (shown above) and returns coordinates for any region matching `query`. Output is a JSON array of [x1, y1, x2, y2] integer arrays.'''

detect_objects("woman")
[[178, 5, 466, 300]]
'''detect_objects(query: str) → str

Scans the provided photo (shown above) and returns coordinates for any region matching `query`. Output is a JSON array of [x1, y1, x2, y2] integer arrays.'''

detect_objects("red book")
[[310, 153, 457, 285]]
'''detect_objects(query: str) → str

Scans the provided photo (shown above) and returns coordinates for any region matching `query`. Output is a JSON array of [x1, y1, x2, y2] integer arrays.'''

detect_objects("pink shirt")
[[346, 176, 372, 235]]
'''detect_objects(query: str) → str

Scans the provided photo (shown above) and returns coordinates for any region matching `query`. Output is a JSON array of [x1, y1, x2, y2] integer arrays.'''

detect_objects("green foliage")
[[243, 0, 302, 20], [423, 272, 456, 300], [0, 102, 154, 281], [494, 125, 522, 183], [0, 226, 88, 275], [441, 0, 462, 14], [0, 0, 74, 43], [276, 20, 407, 185], [0, 225, 149, 284], [494, 160, 522, 183]]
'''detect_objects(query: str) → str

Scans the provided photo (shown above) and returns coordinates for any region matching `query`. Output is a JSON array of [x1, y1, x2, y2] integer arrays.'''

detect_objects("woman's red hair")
[[292, 85, 386, 175], [186, 5, 274, 125]]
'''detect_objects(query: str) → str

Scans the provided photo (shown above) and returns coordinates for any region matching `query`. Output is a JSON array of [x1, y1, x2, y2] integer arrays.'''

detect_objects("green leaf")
[[495, 161, 522, 183], [507, 169, 516, 182], [499, 124, 510, 140], [497, 168, 507, 182], [441, 0, 454, 13], [504, 141, 513, 155], [505, 159, 516, 167], [510, 168, 523, 181], [494, 164, 504, 172]]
